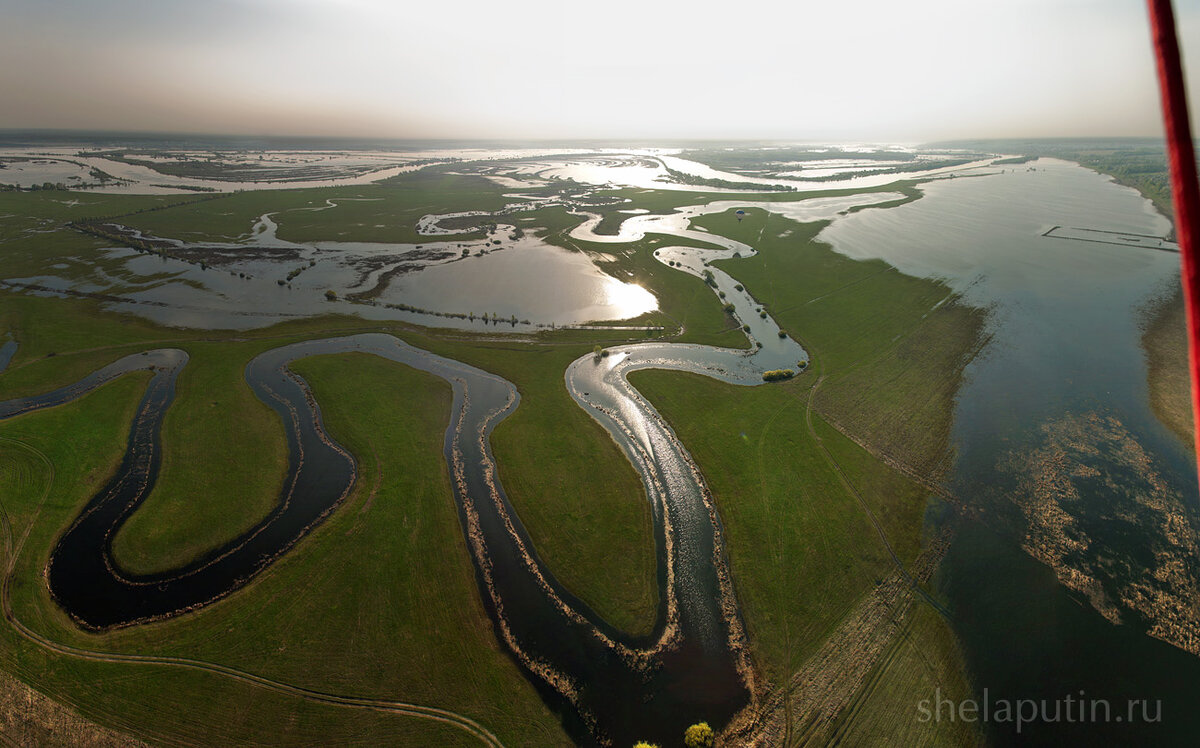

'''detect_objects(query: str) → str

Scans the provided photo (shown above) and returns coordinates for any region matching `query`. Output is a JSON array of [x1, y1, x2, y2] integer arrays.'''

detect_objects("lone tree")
[[684, 722, 715, 748], [324, 289, 338, 301]]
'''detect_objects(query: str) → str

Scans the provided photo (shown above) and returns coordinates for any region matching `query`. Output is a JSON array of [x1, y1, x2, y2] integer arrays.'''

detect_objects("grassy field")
[[116, 169, 529, 245], [0, 174, 986, 745], [825, 605, 979, 746], [696, 205, 987, 483]]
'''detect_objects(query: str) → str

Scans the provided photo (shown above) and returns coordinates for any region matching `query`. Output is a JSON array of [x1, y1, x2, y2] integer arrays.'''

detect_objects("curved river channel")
[[0, 192, 904, 746]]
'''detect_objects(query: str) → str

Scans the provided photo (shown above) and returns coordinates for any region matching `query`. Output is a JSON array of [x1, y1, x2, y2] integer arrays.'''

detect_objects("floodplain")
[[0, 138, 1193, 746]]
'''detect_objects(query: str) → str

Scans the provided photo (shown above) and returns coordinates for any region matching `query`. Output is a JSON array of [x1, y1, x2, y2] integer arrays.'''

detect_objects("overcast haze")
[[2, 0, 1199, 142]]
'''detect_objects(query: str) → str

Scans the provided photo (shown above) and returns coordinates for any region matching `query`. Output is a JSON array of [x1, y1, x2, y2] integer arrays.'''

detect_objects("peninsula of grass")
[[629, 368, 920, 673], [407, 335, 659, 636], [110, 340, 290, 575]]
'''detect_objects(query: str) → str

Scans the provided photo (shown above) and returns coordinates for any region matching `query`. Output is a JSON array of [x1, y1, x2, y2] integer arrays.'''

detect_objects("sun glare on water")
[[601, 277, 657, 318]]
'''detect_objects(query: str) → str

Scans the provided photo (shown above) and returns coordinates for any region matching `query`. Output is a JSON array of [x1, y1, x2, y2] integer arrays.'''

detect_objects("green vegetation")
[[825, 605, 978, 746], [695, 206, 985, 480], [412, 339, 657, 636], [991, 155, 1036, 165], [624, 203, 982, 739], [761, 368, 795, 382], [0, 167, 985, 744], [678, 146, 917, 176], [0, 349, 569, 745], [112, 340, 289, 575], [684, 721, 715, 747]]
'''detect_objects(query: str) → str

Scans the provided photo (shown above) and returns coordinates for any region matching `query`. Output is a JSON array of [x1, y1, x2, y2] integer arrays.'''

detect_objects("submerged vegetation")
[[1141, 282, 1192, 446]]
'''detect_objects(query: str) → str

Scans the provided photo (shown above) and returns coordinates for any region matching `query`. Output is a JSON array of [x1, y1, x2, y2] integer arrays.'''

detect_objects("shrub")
[[684, 722, 715, 748], [778, 330, 788, 338], [762, 368, 796, 382], [324, 289, 338, 301]]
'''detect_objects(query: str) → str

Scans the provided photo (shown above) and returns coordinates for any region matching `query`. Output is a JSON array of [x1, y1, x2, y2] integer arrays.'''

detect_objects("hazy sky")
[[2, 0, 1199, 142]]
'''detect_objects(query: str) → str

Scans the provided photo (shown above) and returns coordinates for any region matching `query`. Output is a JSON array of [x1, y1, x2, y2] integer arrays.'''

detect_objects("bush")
[[722, 303, 736, 313], [778, 330, 788, 338], [742, 324, 751, 332], [684, 722, 715, 748], [762, 368, 796, 382], [324, 289, 338, 301]]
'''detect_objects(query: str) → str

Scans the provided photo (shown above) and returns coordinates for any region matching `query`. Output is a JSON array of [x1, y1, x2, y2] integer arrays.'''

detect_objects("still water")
[[821, 158, 1198, 744]]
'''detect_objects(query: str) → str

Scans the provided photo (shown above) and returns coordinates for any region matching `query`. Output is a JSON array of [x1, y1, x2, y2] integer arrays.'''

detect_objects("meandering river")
[[3, 189, 920, 744]]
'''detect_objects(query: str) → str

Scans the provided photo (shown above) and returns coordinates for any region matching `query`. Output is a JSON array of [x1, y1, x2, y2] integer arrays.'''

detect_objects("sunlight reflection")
[[601, 277, 657, 318]]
